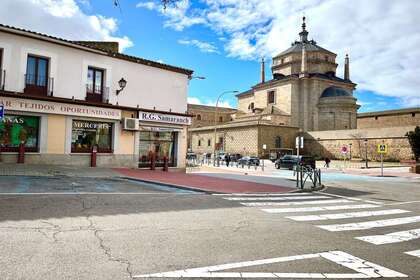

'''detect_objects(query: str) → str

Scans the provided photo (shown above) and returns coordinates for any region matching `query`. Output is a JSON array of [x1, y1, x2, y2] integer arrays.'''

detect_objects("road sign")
[[262, 144, 267, 150], [295, 136, 303, 149], [341, 146, 348, 154], [377, 144, 387, 154], [0, 104, 4, 120]]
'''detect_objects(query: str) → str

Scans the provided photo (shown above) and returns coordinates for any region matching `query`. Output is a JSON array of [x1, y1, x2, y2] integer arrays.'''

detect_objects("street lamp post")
[[364, 139, 368, 169], [349, 143, 352, 160], [213, 90, 238, 166]]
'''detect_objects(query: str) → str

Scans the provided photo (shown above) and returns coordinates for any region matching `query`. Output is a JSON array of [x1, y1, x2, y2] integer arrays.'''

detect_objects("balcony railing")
[[86, 84, 109, 103], [0, 69, 5, 90], [24, 74, 54, 96]]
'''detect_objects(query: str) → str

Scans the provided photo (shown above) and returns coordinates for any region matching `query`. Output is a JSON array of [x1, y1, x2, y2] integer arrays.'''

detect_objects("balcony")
[[0, 69, 5, 90], [86, 84, 109, 103], [24, 74, 54, 96]]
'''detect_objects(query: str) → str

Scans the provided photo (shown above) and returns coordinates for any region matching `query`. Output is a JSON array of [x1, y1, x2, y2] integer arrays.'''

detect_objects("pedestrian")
[[225, 154, 231, 167], [324, 157, 330, 168]]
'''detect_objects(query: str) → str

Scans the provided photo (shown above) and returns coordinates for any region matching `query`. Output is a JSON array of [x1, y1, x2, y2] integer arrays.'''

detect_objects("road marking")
[[0, 192, 199, 195], [287, 209, 410, 221], [315, 192, 384, 205], [214, 193, 312, 196], [262, 204, 380, 213], [133, 250, 407, 278], [318, 215, 420, 232], [405, 250, 420, 258], [356, 228, 420, 245], [225, 195, 330, 201], [242, 199, 352, 207]]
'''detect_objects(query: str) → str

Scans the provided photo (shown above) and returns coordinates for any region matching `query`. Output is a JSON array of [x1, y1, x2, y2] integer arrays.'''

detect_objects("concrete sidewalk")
[[114, 168, 295, 194], [0, 163, 120, 177]]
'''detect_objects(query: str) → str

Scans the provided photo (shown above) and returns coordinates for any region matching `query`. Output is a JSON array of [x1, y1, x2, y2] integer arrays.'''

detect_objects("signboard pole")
[[381, 153, 383, 177]]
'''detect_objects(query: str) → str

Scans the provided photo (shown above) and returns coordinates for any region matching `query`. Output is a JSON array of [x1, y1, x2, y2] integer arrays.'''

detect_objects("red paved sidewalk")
[[114, 168, 294, 194]]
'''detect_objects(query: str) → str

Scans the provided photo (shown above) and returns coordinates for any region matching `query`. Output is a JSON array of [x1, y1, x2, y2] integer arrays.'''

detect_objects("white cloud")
[[178, 39, 219, 54], [188, 96, 233, 108], [136, 1, 157, 10], [139, 0, 420, 107], [1, 0, 133, 51]]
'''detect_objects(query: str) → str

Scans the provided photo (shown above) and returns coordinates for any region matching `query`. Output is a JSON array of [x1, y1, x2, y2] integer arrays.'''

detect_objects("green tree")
[[406, 126, 420, 162]]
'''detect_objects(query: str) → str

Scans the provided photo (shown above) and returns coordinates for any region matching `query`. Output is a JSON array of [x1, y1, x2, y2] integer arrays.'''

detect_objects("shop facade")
[[0, 24, 193, 169]]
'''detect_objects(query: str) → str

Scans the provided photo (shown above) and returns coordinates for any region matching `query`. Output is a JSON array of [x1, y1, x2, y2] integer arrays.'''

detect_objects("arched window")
[[275, 136, 282, 148], [198, 140, 201, 146], [219, 116, 223, 122], [248, 102, 254, 111], [207, 139, 211, 146], [196, 114, 201, 120]]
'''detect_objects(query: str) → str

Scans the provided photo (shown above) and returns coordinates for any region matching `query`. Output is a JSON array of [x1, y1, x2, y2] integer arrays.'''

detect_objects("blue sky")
[[1, 0, 419, 112]]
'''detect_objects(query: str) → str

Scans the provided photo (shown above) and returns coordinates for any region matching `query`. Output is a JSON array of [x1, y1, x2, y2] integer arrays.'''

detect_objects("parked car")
[[238, 156, 260, 166], [275, 155, 315, 170], [229, 153, 242, 162], [186, 152, 197, 160]]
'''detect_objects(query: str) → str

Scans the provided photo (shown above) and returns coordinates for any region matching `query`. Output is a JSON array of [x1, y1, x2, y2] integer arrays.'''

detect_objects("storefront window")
[[0, 115, 39, 152], [71, 120, 112, 153], [139, 131, 176, 167]]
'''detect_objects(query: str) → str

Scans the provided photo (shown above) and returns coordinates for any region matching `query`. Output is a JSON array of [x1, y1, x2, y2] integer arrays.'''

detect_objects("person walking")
[[324, 157, 331, 168], [225, 153, 231, 167]]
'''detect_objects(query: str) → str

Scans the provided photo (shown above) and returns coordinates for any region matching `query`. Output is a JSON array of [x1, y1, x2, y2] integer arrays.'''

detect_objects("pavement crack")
[[93, 228, 134, 280]]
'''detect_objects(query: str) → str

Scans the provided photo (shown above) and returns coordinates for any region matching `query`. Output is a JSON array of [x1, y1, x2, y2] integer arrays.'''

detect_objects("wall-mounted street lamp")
[[116, 78, 127, 95]]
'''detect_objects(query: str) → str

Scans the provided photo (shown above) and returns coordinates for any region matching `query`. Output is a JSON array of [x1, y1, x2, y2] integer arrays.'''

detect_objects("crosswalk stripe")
[[262, 204, 380, 213], [214, 193, 312, 196], [225, 195, 330, 201], [242, 199, 352, 207], [405, 250, 420, 258], [355, 228, 420, 245], [286, 209, 410, 221], [318, 215, 420, 232]]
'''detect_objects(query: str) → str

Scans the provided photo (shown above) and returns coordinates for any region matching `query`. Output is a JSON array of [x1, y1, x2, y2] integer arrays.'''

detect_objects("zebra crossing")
[[218, 192, 420, 262]]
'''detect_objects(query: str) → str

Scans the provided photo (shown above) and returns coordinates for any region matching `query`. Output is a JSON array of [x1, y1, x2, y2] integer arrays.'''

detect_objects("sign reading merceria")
[[139, 111, 191, 125]]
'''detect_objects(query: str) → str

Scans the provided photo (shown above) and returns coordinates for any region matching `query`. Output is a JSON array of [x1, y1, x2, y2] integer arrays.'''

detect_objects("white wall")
[[0, 32, 189, 114]]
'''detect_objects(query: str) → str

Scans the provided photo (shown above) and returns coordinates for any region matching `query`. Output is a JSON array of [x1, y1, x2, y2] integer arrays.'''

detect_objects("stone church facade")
[[188, 18, 418, 161]]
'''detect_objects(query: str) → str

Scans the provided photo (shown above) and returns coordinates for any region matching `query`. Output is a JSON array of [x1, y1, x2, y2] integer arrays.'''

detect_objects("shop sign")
[[0, 96, 121, 120], [138, 111, 191, 125]]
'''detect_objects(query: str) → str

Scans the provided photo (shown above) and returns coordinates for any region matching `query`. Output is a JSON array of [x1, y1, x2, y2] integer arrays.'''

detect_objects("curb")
[[120, 176, 218, 194]]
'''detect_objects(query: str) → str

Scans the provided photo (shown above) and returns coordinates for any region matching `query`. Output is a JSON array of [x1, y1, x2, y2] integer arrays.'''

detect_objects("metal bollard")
[[17, 142, 25, 164], [90, 145, 97, 167], [163, 156, 169, 172]]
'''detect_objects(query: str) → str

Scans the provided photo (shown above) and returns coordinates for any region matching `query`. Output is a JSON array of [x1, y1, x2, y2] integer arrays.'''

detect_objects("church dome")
[[320, 87, 352, 98]]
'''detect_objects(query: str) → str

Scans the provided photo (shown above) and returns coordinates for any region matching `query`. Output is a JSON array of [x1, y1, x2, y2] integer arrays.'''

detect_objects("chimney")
[[260, 58, 265, 83], [344, 54, 350, 80]]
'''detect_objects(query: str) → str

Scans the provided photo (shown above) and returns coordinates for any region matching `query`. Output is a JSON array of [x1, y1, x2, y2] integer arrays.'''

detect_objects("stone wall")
[[190, 126, 259, 156], [303, 126, 416, 161], [357, 110, 420, 129], [188, 104, 236, 128], [258, 126, 299, 156]]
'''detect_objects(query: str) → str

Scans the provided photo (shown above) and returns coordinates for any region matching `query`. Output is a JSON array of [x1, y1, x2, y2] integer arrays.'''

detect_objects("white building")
[[0, 23, 193, 168]]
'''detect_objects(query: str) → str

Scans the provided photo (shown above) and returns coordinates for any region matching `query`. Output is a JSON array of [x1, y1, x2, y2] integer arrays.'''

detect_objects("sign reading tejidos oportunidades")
[[0, 96, 121, 120]]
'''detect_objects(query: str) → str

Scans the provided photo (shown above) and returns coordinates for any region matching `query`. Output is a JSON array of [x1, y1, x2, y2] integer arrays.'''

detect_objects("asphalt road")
[[0, 175, 419, 279]]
